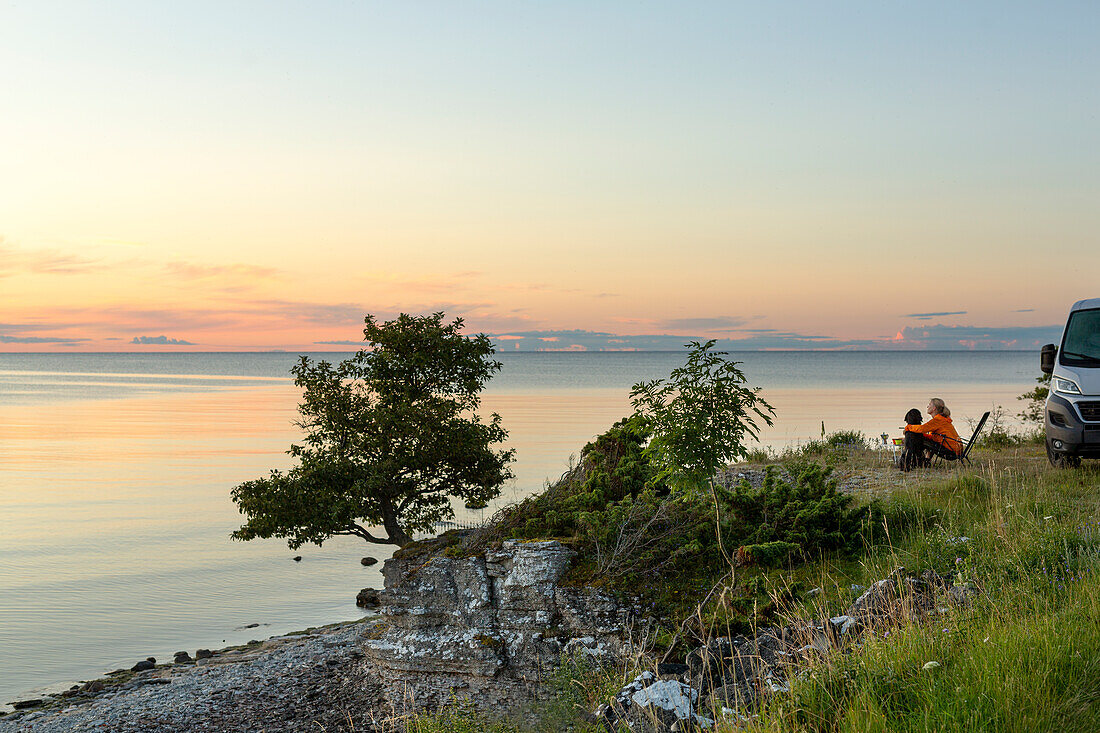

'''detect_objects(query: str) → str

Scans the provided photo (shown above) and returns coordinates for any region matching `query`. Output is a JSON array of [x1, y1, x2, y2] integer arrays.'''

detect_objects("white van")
[[1041, 298, 1100, 467]]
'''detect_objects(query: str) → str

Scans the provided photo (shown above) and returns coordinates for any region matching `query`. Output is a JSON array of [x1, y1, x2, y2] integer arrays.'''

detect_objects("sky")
[[1, 1, 1097, 352]]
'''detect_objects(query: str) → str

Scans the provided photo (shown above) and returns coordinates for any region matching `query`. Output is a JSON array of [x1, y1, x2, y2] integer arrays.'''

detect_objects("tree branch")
[[344, 524, 390, 545]]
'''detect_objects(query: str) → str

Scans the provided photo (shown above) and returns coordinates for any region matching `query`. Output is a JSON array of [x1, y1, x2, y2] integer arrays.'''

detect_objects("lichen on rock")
[[362, 537, 632, 714]]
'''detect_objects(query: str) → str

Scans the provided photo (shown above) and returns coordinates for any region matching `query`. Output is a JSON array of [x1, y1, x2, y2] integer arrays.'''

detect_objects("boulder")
[[847, 577, 900, 619], [361, 557, 379, 566], [600, 672, 714, 732], [356, 588, 381, 607], [947, 584, 980, 605], [130, 660, 155, 672], [828, 615, 858, 638], [195, 649, 213, 660], [625, 679, 710, 731], [656, 662, 690, 677], [11, 699, 45, 710]]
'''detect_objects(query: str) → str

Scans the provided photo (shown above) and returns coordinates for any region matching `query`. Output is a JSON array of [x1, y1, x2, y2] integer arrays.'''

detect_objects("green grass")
[[411, 446, 1100, 732], [726, 453, 1100, 732], [746, 563, 1100, 732], [406, 653, 626, 733]]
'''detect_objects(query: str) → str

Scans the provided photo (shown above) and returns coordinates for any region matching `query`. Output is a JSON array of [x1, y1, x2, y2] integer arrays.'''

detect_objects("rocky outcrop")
[[362, 538, 631, 714], [356, 588, 381, 608], [596, 566, 982, 732]]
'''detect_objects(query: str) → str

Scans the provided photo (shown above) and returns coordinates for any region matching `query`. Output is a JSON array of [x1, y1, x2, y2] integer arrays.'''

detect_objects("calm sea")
[[0, 351, 1038, 705]]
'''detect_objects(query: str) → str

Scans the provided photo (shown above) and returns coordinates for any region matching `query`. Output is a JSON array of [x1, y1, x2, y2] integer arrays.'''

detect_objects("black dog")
[[898, 408, 927, 471]]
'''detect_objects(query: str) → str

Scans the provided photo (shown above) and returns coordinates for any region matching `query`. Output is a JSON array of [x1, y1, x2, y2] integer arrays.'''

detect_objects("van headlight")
[[1054, 377, 1082, 395]]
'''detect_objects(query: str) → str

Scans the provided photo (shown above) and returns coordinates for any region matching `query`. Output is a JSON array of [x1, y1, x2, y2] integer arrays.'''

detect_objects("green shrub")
[[826, 430, 869, 449], [719, 463, 873, 557], [465, 416, 659, 550], [737, 540, 800, 568], [742, 447, 776, 463], [782, 431, 870, 463]]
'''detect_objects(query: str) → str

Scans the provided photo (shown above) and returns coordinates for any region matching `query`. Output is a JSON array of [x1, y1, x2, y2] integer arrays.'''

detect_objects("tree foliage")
[[1018, 372, 1051, 424], [231, 312, 514, 548], [630, 340, 775, 492]]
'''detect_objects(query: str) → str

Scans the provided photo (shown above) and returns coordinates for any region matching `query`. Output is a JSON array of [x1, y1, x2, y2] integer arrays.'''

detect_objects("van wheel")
[[1047, 441, 1081, 469]]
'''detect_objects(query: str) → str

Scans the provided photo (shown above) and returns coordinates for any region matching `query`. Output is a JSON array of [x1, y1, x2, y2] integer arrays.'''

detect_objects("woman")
[[899, 398, 963, 471]]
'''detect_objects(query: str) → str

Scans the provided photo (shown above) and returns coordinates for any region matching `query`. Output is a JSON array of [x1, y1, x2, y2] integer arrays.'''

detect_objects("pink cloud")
[[165, 261, 282, 280], [0, 239, 103, 277]]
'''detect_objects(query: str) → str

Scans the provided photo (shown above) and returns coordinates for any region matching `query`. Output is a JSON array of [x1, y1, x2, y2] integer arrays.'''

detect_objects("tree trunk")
[[379, 496, 413, 546]]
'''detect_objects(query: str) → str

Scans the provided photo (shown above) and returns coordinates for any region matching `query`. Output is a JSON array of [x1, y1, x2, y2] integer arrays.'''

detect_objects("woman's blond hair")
[[931, 397, 950, 417]]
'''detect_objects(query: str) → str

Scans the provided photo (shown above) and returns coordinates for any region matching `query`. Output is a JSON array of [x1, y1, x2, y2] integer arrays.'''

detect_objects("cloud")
[[314, 340, 363, 346], [0, 240, 103, 277], [659, 316, 752, 331], [902, 311, 968, 320], [131, 335, 196, 345], [715, 333, 881, 350], [250, 300, 376, 326], [165, 261, 282, 281], [1013, 308, 1035, 313], [894, 324, 1062, 350], [0, 334, 89, 344], [98, 307, 241, 331], [0, 322, 83, 333]]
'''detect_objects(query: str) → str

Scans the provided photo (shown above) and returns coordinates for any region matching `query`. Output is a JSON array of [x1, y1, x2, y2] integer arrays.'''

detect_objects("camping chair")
[[932, 411, 990, 467]]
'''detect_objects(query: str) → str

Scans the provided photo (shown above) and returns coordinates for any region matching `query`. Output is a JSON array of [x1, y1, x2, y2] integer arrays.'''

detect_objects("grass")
[[731, 450, 1100, 732], [406, 653, 626, 733], [406, 443, 1100, 732]]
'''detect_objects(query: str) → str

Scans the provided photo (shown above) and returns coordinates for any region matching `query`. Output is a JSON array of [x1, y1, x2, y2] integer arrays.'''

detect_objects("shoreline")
[[0, 606, 376, 711], [0, 616, 382, 732]]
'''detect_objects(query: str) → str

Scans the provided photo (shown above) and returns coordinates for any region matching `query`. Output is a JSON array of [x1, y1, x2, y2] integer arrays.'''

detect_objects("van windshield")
[[1061, 308, 1100, 366]]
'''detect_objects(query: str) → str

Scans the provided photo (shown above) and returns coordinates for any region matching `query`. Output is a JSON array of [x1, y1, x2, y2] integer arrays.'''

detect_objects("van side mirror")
[[1040, 344, 1057, 374]]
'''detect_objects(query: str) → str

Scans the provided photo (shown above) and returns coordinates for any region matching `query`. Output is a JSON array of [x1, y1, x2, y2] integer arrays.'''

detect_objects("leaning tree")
[[231, 312, 514, 547]]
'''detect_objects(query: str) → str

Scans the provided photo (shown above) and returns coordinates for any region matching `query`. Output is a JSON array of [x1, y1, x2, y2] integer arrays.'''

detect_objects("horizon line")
[[0, 349, 1042, 355]]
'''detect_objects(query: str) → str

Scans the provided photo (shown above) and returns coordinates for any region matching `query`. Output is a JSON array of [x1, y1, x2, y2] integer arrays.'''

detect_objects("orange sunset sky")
[[2, 2, 1097, 352]]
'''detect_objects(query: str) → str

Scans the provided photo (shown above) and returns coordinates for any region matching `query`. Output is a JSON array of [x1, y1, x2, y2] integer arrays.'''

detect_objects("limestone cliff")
[[362, 538, 631, 713]]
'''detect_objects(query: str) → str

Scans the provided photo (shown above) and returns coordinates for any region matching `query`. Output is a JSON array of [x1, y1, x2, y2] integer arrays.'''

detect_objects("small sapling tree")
[[630, 340, 774, 493], [231, 312, 514, 548], [1018, 372, 1051, 424]]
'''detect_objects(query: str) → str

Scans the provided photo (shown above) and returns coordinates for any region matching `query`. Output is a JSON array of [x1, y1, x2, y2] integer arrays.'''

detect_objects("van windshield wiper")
[[1062, 351, 1100, 364]]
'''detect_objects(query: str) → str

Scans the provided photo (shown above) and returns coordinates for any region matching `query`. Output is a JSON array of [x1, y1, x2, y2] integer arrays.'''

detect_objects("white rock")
[[630, 679, 698, 720], [829, 615, 857, 635]]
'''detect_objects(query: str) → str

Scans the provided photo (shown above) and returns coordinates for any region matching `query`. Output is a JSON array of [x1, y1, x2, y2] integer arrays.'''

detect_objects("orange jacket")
[[905, 414, 963, 454]]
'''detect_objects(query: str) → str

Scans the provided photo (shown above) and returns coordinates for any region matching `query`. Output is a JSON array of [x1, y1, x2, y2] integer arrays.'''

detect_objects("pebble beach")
[[0, 621, 383, 733]]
